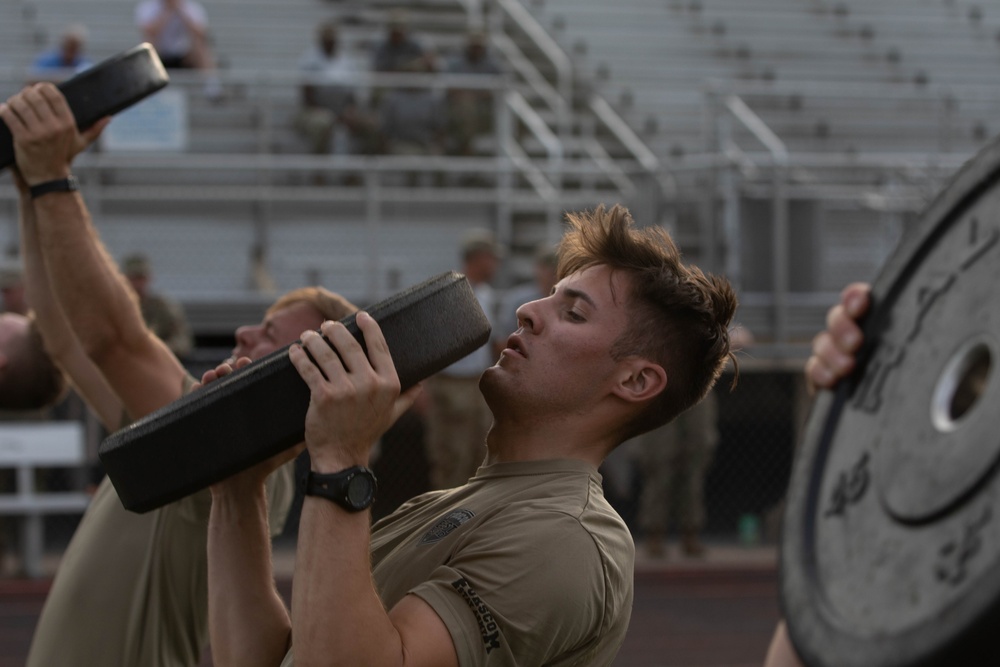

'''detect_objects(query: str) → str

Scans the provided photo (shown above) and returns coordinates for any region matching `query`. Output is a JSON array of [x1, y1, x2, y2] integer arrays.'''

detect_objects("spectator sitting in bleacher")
[[445, 30, 501, 157], [294, 20, 377, 158], [373, 9, 429, 73], [377, 57, 447, 185], [32, 25, 93, 76], [136, 0, 212, 69], [135, 0, 222, 98]]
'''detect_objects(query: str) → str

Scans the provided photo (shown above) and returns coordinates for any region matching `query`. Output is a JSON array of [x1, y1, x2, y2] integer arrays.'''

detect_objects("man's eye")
[[567, 310, 585, 322]]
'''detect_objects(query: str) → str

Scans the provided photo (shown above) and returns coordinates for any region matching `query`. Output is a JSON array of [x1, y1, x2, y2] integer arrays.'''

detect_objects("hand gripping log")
[[0, 43, 168, 170], [99, 272, 491, 513]]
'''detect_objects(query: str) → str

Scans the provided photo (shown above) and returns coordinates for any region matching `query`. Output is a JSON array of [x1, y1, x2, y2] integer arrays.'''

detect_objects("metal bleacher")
[[5, 0, 999, 349], [518, 0, 1000, 344]]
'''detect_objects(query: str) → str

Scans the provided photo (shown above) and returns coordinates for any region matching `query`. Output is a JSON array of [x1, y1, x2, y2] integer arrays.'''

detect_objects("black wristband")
[[29, 176, 79, 199]]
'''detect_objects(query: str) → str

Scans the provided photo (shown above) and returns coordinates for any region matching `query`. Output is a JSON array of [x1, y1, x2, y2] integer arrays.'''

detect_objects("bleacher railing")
[[1, 68, 987, 358]]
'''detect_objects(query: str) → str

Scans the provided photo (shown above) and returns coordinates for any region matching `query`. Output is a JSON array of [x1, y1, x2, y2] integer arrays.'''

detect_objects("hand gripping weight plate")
[[0, 43, 168, 170], [99, 272, 491, 513], [782, 134, 1000, 667]]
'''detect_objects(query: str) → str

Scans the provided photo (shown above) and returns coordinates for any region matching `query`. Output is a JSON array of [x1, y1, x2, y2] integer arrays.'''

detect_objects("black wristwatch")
[[29, 176, 80, 199], [302, 466, 377, 512]]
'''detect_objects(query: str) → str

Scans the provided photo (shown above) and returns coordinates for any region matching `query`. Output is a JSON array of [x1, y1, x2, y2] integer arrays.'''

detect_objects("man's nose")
[[515, 299, 541, 333], [234, 324, 258, 349]]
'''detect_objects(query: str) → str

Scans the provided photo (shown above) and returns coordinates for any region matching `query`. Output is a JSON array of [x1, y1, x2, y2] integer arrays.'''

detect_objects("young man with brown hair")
[[207, 204, 738, 666]]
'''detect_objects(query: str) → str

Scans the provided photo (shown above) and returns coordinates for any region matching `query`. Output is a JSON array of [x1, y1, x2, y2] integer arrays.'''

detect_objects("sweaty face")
[[481, 264, 633, 418], [229, 301, 325, 363]]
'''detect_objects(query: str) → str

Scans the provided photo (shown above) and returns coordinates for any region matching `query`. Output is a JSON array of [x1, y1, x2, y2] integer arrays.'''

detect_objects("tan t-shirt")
[[281, 458, 634, 666], [26, 375, 297, 667]]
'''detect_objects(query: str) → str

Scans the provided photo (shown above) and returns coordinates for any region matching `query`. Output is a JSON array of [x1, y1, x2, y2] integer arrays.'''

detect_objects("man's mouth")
[[504, 335, 526, 358]]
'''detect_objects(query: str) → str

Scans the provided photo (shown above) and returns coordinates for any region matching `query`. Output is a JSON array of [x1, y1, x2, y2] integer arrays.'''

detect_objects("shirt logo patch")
[[420, 508, 475, 544], [452, 577, 502, 654]]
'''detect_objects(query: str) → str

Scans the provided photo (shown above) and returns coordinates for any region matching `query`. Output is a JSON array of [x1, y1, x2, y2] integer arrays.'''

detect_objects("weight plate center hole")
[[931, 340, 992, 433]]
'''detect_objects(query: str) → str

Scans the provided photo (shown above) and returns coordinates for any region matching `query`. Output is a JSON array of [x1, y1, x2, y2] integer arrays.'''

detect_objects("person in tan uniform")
[[638, 391, 719, 558], [0, 83, 356, 666], [425, 229, 500, 490], [122, 252, 194, 358], [206, 204, 738, 666]]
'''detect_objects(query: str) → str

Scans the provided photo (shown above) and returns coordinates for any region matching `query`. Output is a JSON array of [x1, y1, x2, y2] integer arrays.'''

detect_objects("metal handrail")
[[489, 32, 563, 114], [493, 0, 573, 108], [723, 94, 789, 166], [506, 90, 562, 160], [492, 0, 572, 142], [588, 93, 679, 223], [589, 94, 660, 172]]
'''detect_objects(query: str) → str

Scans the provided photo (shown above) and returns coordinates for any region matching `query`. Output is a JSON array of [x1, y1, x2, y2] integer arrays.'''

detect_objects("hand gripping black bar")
[[99, 272, 491, 513], [1, 43, 169, 170]]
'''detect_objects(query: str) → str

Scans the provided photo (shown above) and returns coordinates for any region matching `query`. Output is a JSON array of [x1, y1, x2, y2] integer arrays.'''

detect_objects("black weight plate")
[[782, 135, 1000, 667], [1, 43, 168, 170], [99, 272, 490, 514]]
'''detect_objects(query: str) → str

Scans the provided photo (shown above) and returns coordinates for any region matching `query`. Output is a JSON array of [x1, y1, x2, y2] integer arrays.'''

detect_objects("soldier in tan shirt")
[[208, 204, 738, 666], [1, 82, 356, 667]]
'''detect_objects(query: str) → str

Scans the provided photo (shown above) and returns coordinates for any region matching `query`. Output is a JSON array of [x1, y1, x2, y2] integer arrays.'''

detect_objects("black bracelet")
[[29, 176, 80, 199]]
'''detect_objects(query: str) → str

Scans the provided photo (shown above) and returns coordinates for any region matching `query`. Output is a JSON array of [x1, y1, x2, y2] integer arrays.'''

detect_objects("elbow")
[[80, 325, 127, 370]]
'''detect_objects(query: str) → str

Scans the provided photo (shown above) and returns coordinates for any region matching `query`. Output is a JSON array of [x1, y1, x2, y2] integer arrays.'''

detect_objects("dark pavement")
[[0, 544, 780, 667]]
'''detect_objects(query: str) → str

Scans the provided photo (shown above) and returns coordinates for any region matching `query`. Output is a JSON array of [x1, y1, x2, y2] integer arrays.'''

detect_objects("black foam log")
[[99, 272, 491, 513]]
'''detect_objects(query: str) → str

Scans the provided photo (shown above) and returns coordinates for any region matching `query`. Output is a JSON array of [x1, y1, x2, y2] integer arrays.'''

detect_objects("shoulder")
[[418, 503, 633, 663], [458, 482, 634, 601]]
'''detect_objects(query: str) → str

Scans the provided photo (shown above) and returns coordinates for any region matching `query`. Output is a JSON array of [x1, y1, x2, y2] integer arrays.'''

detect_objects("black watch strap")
[[303, 465, 377, 512], [30, 176, 80, 199]]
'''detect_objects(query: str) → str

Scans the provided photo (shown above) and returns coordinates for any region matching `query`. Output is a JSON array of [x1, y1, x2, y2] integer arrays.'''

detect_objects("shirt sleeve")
[[406, 510, 612, 666]]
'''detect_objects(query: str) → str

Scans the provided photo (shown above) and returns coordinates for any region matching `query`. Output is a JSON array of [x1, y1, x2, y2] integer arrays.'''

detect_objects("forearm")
[[4, 84, 186, 417], [208, 484, 291, 667], [19, 192, 123, 429], [32, 193, 142, 362], [764, 622, 805, 667], [292, 499, 407, 666], [33, 191, 186, 416]]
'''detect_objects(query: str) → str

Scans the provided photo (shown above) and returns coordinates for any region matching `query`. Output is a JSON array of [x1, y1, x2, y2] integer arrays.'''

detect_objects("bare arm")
[[0, 83, 189, 418], [764, 622, 805, 667], [17, 180, 122, 430], [287, 316, 456, 666], [206, 358, 297, 667], [769, 284, 873, 667]]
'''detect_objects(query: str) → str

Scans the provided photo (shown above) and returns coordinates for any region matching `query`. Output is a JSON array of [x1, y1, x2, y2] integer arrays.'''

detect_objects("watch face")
[[346, 472, 375, 507]]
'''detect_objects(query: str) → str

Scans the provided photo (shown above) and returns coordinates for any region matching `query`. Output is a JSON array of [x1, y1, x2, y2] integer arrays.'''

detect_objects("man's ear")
[[612, 359, 667, 404]]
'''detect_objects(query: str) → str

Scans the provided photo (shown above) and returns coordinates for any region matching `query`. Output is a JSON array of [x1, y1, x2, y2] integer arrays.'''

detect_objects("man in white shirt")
[[135, 0, 213, 71]]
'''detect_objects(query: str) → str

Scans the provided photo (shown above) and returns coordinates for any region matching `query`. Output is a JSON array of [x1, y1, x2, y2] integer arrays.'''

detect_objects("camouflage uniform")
[[638, 391, 719, 556], [139, 292, 193, 358]]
